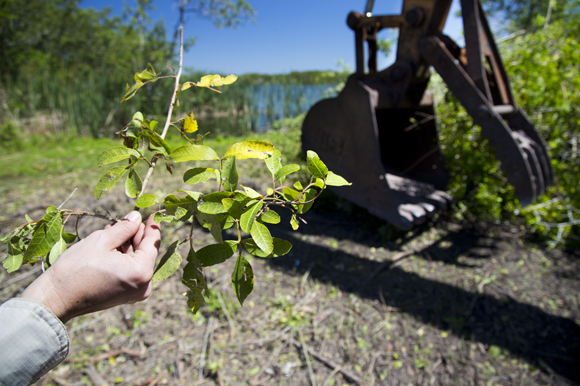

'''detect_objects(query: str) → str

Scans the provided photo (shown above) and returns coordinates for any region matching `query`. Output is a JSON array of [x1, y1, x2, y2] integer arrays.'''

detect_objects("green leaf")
[[224, 141, 276, 160], [122, 82, 145, 103], [182, 248, 207, 314], [275, 164, 300, 183], [177, 190, 203, 201], [134, 63, 157, 82], [197, 192, 232, 214], [281, 187, 300, 202], [307, 150, 328, 179], [231, 255, 254, 305], [24, 211, 63, 260], [240, 185, 262, 198], [222, 197, 250, 219], [136, 194, 158, 208], [154, 212, 174, 223], [195, 212, 227, 226], [129, 112, 144, 131], [163, 194, 197, 215], [291, 214, 299, 230], [210, 218, 226, 243], [174, 207, 189, 221], [259, 209, 280, 224], [143, 130, 171, 155], [196, 241, 237, 267], [325, 171, 352, 186], [152, 241, 182, 282], [240, 201, 263, 233], [125, 169, 143, 198], [224, 215, 236, 230], [313, 178, 325, 189], [265, 150, 282, 176], [243, 238, 292, 258], [3, 253, 23, 273], [62, 233, 77, 243], [94, 166, 129, 199], [48, 237, 66, 265], [293, 181, 303, 190], [170, 145, 219, 162], [164, 159, 173, 175], [183, 168, 216, 184], [97, 147, 140, 167], [250, 222, 273, 254], [297, 188, 317, 214], [221, 156, 238, 192]]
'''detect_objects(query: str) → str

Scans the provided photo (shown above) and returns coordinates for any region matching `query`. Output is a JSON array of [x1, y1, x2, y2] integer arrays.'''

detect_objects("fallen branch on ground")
[[291, 339, 364, 385]]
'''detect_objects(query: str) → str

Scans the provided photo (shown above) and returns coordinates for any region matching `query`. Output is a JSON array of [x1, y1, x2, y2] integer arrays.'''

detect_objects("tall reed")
[[1, 68, 342, 138]]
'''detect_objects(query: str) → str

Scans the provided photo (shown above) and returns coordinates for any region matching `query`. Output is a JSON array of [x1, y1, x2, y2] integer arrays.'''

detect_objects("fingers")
[[134, 215, 161, 264], [100, 211, 142, 249], [131, 223, 146, 251]]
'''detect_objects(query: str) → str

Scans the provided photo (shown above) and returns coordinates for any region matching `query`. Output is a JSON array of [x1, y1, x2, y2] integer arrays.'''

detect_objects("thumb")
[[101, 211, 142, 249]]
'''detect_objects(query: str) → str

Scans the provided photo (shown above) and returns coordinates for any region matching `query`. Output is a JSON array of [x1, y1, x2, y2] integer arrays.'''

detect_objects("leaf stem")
[[138, 26, 185, 199]]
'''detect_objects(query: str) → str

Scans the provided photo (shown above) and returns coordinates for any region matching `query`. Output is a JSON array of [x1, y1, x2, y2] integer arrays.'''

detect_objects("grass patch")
[[1, 114, 305, 194], [0, 135, 119, 180]]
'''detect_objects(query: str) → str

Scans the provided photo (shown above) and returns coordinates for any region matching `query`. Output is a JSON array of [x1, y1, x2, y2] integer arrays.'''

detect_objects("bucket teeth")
[[507, 109, 554, 198], [420, 36, 553, 208]]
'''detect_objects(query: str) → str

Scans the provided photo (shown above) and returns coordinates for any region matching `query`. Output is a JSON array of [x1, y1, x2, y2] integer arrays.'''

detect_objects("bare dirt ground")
[[1, 172, 580, 386]]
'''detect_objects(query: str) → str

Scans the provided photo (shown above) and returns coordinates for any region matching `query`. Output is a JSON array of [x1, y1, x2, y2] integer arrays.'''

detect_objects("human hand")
[[20, 211, 161, 323]]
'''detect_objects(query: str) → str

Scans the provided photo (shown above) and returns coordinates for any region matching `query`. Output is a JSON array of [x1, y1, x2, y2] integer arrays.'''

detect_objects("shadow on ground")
[[267, 207, 580, 383]]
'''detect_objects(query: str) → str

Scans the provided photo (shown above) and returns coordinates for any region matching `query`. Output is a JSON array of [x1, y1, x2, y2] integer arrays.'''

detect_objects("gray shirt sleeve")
[[0, 298, 69, 386]]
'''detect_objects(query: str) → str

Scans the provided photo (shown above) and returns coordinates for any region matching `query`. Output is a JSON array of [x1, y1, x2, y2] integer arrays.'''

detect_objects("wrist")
[[20, 270, 72, 323]]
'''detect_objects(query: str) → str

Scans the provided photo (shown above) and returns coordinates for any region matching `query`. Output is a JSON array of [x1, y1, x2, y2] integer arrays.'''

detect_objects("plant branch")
[[138, 26, 184, 199], [60, 210, 118, 224]]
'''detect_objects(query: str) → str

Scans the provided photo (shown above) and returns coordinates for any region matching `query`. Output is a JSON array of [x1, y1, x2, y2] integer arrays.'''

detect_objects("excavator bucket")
[[302, 0, 553, 229]]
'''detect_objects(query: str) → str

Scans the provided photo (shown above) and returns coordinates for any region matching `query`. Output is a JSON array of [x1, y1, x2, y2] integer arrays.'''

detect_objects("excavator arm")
[[302, 0, 552, 229]]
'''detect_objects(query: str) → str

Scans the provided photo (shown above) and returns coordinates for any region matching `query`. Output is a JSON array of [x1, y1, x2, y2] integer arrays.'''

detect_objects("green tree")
[[435, 16, 580, 246], [482, 0, 580, 31], [0, 0, 170, 78]]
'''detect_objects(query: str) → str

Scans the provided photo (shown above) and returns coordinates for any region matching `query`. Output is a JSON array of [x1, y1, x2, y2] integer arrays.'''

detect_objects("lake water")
[[204, 84, 337, 136]]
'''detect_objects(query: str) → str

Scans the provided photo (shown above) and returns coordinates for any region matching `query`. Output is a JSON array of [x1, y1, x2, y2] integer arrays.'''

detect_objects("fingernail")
[[124, 211, 141, 223]]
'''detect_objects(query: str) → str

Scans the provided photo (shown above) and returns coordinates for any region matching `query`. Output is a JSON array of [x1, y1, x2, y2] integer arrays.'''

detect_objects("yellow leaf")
[[221, 74, 238, 85], [181, 82, 194, 91], [224, 140, 276, 160], [184, 113, 198, 133], [197, 75, 217, 88], [197, 74, 238, 88]]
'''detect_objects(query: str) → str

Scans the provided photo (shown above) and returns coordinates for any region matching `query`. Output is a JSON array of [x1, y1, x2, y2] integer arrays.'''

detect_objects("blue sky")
[[80, 0, 464, 74]]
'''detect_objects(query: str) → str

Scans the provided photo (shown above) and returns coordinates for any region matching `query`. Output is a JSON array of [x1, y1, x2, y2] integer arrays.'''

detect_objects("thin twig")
[[66, 348, 143, 363], [217, 291, 236, 341], [322, 365, 342, 386], [139, 26, 185, 199], [299, 330, 317, 386], [368, 249, 417, 280], [0, 266, 42, 289], [60, 210, 117, 224], [84, 364, 108, 386], [299, 263, 315, 297], [57, 188, 78, 210], [251, 334, 288, 384], [198, 316, 214, 380], [292, 339, 363, 385]]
